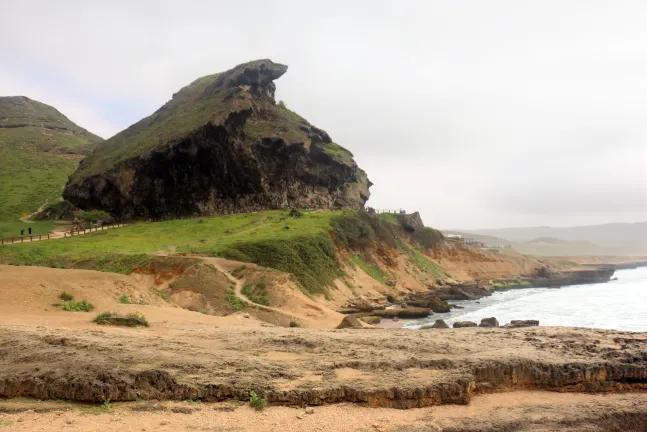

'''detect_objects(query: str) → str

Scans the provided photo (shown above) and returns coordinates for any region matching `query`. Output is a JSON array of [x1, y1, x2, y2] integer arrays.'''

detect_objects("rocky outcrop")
[[399, 212, 425, 232], [363, 307, 431, 319], [480, 317, 499, 328], [336, 315, 364, 329], [431, 319, 449, 329], [453, 321, 478, 328], [64, 59, 371, 218], [405, 292, 452, 312], [504, 320, 539, 328], [530, 267, 615, 287]]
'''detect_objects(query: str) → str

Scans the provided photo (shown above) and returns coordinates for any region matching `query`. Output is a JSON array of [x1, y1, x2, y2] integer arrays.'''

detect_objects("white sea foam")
[[407, 267, 647, 332]]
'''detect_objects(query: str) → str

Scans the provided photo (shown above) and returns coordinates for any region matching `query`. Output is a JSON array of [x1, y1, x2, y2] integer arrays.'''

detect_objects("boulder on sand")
[[431, 319, 449, 329], [337, 315, 364, 329], [504, 320, 539, 328], [479, 317, 499, 328], [453, 321, 478, 328], [360, 316, 382, 325]]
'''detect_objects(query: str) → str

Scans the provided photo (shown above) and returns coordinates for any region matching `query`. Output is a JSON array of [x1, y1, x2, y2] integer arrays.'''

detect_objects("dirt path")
[[204, 257, 304, 319], [18, 200, 50, 223], [0, 223, 126, 245]]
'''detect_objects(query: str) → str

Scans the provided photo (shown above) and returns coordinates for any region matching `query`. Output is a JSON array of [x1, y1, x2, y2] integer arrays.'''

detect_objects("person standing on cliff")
[[20, 229, 24, 236], [28, 227, 32, 235]]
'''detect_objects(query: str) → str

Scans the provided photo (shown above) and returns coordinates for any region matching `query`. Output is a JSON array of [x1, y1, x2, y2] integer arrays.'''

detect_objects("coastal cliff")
[[64, 60, 370, 218]]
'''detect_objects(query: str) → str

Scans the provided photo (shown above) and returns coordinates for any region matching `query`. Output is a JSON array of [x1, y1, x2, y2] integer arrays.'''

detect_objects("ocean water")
[[406, 267, 647, 332]]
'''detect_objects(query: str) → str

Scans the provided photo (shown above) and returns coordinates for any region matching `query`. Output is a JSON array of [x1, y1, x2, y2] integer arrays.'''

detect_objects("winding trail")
[[202, 256, 303, 320]]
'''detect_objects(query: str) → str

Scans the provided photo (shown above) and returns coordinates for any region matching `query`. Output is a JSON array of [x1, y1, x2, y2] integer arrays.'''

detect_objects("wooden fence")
[[0, 223, 126, 245]]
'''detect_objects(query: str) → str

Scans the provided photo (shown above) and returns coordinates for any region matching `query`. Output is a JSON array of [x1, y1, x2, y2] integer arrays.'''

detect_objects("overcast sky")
[[2, 0, 647, 229]]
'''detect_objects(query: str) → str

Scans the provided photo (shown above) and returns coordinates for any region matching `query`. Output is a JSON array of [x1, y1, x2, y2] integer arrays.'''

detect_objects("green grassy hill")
[[0, 209, 445, 295], [0, 96, 102, 237]]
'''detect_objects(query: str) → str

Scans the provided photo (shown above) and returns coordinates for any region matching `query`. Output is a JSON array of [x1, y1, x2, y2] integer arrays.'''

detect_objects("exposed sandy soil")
[[429, 242, 543, 282], [0, 392, 646, 431], [1, 264, 647, 430]]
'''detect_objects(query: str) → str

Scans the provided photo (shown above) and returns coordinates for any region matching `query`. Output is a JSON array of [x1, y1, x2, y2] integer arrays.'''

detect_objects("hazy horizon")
[[2, 0, 647, 229]]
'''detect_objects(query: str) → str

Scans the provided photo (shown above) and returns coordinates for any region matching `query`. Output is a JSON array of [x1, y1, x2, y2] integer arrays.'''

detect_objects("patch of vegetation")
[[94, 311, 150, 327], [289, 320, 300, 328], [226, 288, 245, 311], [59, 291, 73, 301], [332, 210, 398, 250], [492, 280, 533, 290], [63, 299, 95, 312], [351, 254, 387, 283], [244, 100, 312, 144], [85, 397, 113, 415], [152, 287, 169, 301], [0, 420, 10, 426], [219, 232, 340, 295], [317, 141, 354, 164], [249, 391, 267, 411], [407, 246, 446, 280], [79, 209, 113, 224], [412, 227, 444, 249], [34, 200, 76, 221], [241, 280, 270, 306], [120, 294, 131, 304], [342, 278, 357, 295], [231, 265, 247, 278]]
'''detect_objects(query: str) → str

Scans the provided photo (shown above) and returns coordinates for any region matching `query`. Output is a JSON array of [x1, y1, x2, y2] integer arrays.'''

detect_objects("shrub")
[[241, 280, 270, 306], [78, 210, 113, 224], [59, 291, 73, 302], [120, 294, 131, 304], [231, 265, 247, 278], [332, 210, 398, 250], [249, 391, 267, 411], [152, 287, 169, 301], [331, 212, 375, 249], [63, 299, 95, 312], [412, 227, 444, 249], [289, 320, 300, 328], [226, 288, 245, 311], [93, 311, 149, 327]]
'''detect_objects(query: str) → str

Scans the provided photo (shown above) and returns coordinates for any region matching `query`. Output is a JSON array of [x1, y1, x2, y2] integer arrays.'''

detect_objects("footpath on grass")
[[0, 223, 126, 245]]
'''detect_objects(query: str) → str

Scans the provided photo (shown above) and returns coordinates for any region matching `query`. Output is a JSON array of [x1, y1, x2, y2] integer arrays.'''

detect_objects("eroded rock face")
[[431, 319, 449, 329], [453, 321, 478, 328], [480, 317, 499, 328], [504, 320, 539, 328], [337, 315, 364, 329], [64, 59, 371, 218]]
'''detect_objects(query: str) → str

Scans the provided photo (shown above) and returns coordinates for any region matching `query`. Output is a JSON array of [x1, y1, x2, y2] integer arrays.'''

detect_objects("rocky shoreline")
[[340, 265, 615, 326]]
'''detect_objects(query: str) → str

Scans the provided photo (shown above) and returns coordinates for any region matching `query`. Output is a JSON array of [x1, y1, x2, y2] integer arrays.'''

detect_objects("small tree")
[[78, 210, 113, 225]]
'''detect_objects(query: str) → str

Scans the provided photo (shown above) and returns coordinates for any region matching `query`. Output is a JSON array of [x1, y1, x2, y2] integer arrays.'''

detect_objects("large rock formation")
[[64, 59, 371, 218]]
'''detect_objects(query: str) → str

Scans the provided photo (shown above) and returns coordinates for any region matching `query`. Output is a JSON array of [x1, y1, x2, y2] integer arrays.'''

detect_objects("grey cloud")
[[2, 0, 647, 228]]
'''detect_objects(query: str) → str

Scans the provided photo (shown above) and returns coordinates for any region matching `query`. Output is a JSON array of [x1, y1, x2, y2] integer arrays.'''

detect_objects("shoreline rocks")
[[503, 320, 539, 328], [453, 321, 478, 328]]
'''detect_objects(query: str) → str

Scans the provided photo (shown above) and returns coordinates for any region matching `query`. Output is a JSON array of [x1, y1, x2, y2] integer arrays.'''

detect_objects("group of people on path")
[[20, 227, 32, 236]]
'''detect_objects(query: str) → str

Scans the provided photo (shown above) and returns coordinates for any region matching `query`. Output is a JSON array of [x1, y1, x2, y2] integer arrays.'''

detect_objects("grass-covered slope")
[[0, 210, 446, 294], [0, 96, 102, 236], [68, 59, 358, 185]]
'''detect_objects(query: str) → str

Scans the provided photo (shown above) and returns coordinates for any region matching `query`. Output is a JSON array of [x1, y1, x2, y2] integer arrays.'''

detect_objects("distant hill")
[[457, 222, 647, 255], [0, 96, 102, 236], [443, 231, 615, 256]]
